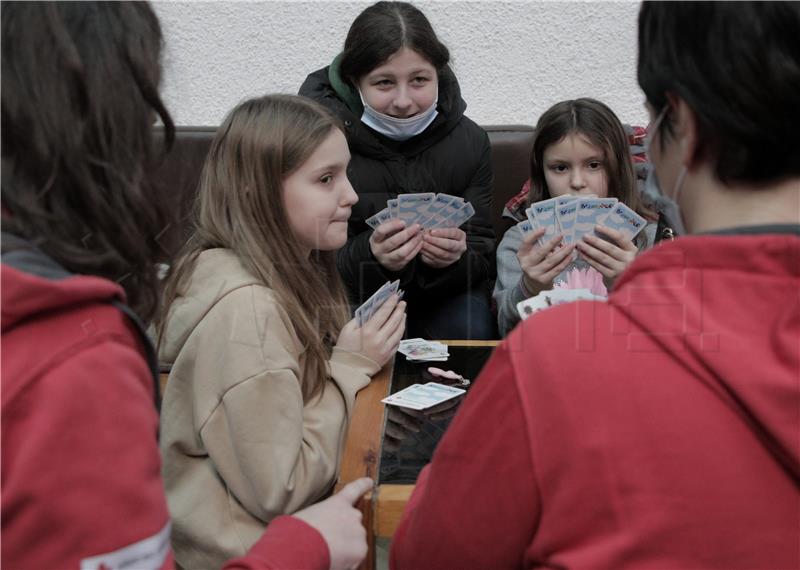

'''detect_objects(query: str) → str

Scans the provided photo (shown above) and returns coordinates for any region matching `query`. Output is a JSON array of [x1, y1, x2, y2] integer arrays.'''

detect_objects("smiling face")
[[282, 128, 358, 254], [357, 47, 438, 118], [542, 133, 609, 198]]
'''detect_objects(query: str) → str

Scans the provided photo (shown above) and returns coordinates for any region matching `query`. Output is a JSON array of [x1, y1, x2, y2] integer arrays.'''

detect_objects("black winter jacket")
[[299, 59, 495, 307]]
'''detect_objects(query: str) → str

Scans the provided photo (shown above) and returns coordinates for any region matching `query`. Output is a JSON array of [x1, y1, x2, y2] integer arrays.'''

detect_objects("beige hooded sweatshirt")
[[158, 249, 380, 569]]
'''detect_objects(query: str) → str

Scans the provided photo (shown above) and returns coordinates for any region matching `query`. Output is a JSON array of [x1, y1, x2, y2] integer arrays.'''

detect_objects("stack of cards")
[[355, 280, 401, 327], [381, 382, 465, 411], [397, 338, 449, 362], [516, 288, 606, 320], [366, 193, 475, 230], [516, 196, 647, 245]]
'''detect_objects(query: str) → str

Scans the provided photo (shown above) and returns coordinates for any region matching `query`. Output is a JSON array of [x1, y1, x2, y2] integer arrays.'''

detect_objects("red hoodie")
[[1, 239, 329, 570], [391, 231, 800, 569]]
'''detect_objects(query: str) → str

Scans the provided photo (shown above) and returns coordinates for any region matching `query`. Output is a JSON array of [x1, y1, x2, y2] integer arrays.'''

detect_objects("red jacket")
[[1, 239, 329, 570], [391, 231, 800, 569]]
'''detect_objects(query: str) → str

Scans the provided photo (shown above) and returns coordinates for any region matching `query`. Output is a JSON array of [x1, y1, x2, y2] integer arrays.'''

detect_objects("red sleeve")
[[1, 341, 173, 570], [224, 516, 330, 570], [389, 342, 540, 569]]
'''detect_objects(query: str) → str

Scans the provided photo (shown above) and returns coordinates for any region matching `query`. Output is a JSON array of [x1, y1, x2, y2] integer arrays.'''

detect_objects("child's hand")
[[337, 294, 406, 367], [420, 228, 467, 268], [576, 225, 638, 285], [292, 477, 372, 570], [369, 219, 424, 272], [517, 228, 575, 295]]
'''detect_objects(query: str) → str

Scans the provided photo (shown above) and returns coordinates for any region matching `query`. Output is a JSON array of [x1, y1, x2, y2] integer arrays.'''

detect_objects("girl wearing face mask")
[[493, 98, 657, 337], [155, 95, 406, 569], [300, 1, 496, 340]]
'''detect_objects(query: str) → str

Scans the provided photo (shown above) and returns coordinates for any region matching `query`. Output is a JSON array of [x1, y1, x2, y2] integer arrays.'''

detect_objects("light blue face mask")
[[358, 88, 439, 141], [643, 105, 688, 236]]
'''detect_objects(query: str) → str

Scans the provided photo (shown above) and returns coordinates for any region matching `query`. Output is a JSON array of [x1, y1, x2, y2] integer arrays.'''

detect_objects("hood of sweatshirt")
[[612, 229, 800, 484], [1, 232, 125, 331], [156, 248, 262, 367]]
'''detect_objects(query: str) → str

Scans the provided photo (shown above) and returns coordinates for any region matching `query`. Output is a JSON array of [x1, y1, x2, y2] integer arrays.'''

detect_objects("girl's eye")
[[375, 79, 393, 87], [587, 161, 603, 170], [320, 174, 333, 184], [550, 164, 568, 173], [412, 76, 430, 85]]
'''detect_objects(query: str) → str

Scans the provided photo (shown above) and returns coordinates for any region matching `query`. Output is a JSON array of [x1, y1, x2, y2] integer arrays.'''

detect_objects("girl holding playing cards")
[[493, 98, 657, 336], [299, 1, 496, 339], [155, 95, 406, 569]]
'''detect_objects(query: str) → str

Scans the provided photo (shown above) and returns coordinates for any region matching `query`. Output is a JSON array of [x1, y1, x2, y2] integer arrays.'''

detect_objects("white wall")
[[154, 0, 648, 128]]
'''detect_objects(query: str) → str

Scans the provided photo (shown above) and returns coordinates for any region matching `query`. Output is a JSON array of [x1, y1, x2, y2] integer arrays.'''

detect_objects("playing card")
[[387, 198, 399, 219], [529, 198, 559, 243], [554, 195, 578, 233], [516, 219, 535, 236], [424, 198, 465, 229], [555, 197, 580, 245], [516, 288, 605, 320], [381, 382, 465, 411], [597, 202, 647, 241], [397, 193, 435, 225], [416, 193, 459, 229], [572, 197, 618, 243], [398, 339, 449, 360], [365, 207, 393, 230], [355, 280, 399, 326], [438, 201, 475, 229]]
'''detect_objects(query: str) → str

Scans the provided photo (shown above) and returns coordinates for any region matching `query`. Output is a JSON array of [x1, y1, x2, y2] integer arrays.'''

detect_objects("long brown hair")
[[156, 95, 350, 401], [528, 98, 652, 222], [2, 1, 174, 322]]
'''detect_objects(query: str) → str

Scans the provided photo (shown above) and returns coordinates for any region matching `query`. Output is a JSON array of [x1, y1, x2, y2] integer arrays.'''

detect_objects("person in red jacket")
[[1, 3, 371, 569], [391, 2, 800, 568]]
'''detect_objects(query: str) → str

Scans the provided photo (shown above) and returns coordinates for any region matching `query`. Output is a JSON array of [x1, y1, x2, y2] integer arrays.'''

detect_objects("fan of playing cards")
[[366, 193, 475, 230], [397, 338, 449, 362], [516, 195, 647, 245], [355, 280, 402, 327]]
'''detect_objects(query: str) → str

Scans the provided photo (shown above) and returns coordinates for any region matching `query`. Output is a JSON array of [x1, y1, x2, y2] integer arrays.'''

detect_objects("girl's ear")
[[667, 93, 700, 169]]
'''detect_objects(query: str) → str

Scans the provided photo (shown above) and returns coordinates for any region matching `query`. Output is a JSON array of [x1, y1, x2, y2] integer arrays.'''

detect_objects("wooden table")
[[335, 340, 500, 570]]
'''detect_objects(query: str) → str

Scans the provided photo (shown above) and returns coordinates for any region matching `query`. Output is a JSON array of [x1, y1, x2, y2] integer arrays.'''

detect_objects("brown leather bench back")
[[151, 125, 534, 260]]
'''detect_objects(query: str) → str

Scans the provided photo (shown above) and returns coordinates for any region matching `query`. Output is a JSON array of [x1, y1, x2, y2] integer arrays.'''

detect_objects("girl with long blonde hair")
[[156, 94, 405, 569]]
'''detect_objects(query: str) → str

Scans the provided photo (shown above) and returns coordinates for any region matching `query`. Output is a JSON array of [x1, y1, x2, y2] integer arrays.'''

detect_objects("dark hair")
[[528, 98, 647, 220], [340, 1, 450, 82], [638, 1, 800, 184], [1, 1, 174, 322]]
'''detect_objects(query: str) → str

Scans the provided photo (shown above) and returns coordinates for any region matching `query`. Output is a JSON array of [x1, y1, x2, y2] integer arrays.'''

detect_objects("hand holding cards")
[[338, 281, 406, 368], [518, 195, 646, 246], [366, 193, 475, 231]]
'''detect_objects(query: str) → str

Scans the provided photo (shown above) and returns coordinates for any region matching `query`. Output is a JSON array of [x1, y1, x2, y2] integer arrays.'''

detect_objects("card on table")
[[381, 382, 466, 411], [398, 338, 449, 361]]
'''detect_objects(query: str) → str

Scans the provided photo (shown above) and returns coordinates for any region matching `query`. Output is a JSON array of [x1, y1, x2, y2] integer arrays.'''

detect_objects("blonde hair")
[[157, 94, 350, 401]]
